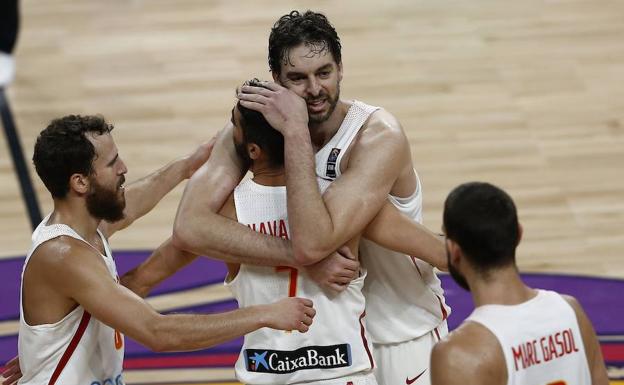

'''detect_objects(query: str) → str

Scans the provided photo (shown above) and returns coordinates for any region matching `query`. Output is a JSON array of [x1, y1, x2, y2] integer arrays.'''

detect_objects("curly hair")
[[33, 114, 113, 198], [268, 10, 342, 75]]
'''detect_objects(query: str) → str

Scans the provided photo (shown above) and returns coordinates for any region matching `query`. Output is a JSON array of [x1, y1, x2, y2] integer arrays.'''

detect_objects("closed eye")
[[288, 75, 305, 82], [107, 154, 119, 167]]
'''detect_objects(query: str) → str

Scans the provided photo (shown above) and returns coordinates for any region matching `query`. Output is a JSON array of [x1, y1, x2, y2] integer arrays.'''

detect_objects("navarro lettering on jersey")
[[511, 328, 580, 371], [244, 344, 351, 374], [248, 219, 289, 239]]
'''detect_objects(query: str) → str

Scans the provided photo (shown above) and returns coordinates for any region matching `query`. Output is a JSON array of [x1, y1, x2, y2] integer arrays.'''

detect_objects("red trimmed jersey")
[[18, 215, 124, 384], [227, 178, 375, 384], [467, 290, 591, 385], [314, 100, 450, 344]]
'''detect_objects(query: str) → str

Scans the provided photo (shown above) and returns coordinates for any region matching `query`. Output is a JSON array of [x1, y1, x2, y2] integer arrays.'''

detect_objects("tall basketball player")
[[431, 182, 608, 385], [17, 115, 315, 384], [175, 11, 449, 385]]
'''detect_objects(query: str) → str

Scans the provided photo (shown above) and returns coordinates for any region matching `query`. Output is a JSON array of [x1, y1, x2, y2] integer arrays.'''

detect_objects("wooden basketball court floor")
[[1, 0, 624, 383]]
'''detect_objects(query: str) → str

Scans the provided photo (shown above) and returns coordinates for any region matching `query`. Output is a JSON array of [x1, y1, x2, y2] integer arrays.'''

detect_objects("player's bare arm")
[[287, 110, 412, 263], [216, 192, 244, 278], [126, 232, 359, 296], [431, 323, 506, 385], [172, 123, 297, 266], [363, 203, 447, 271], [171, 122, 360, 289], [120, 237, 198, 298], [100, 139, 214, 238], [25, 238, 315, 352], [562, 296, 609, 385], [217, 184, 360, 290]]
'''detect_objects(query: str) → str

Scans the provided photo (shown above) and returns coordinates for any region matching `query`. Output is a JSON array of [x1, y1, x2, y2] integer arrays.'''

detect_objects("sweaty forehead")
[[283, 42, 335, 71]]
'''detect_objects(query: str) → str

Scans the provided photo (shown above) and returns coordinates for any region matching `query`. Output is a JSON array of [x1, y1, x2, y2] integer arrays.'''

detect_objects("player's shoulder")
[[434, 321, 498, 357], [559, 293, 590, 326], [432, 321, 506, 382], [364, 106, 404, 135], [559, 293, 581, 309], [30, 235, 100, 270], [353, 104, 407, 150]]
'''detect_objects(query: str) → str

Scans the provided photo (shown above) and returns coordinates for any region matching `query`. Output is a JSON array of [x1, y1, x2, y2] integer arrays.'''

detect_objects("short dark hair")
[[33, 114, 113, 198], [268, 10, 342, 75], [443, 182, 520, 272], [237, 80, 284, 167]]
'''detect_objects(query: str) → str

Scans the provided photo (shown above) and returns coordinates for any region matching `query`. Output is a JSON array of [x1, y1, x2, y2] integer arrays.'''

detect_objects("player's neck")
[[251, 164, 286, 186], [470, 267, 537, 307], [49, 198, 101, 241], [309, 100, 350, 150]]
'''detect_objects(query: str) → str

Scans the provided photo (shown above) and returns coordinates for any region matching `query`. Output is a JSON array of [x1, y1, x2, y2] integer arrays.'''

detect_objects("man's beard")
[[86, 176, 126, 222], [306, 82, 340, 124], [234, 140, 252, 170], [447, 244, 470, 291]]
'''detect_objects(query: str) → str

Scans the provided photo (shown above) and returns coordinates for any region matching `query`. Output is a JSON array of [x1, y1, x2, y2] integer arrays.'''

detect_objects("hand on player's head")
[[237, 80, 308, 135]]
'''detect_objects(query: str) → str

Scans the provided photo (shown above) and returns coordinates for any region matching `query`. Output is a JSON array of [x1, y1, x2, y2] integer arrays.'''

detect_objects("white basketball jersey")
[[228, 178, 375, 385], [18, 215, 125, 385], [467, 290, 591, 385], [315, 100, 450, 344]]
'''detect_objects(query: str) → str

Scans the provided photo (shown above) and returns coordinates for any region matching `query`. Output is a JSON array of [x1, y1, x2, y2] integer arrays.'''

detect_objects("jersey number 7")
[[276, 266, 298, 297]]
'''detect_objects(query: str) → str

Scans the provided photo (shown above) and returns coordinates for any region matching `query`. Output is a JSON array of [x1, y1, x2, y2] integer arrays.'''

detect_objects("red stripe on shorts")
[[359, 311, 375, 369]]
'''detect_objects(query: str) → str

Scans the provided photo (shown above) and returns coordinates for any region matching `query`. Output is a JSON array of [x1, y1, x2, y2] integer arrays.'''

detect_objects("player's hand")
[[1, 356, 22, 385], [263, 297, 315, 333], [238, 81, 308, 134], [304, 246, 360, 294], [185, 136, 216, 178]]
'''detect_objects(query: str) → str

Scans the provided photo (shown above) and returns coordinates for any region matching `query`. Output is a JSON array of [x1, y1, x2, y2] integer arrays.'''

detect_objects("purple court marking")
[[2, 250, 623, 369], [440, 273, 624, 335], [0, 257, 25, 321]]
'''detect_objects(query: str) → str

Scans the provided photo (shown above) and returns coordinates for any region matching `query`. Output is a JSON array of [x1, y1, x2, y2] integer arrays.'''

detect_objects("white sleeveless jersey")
[[18, 215, 125, 385], [314, 100, 450, 344], [228, 178, 375, 385], [467, 290, 591, 385]]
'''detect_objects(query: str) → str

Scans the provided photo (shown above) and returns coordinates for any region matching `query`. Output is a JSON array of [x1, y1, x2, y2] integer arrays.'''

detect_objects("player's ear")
[[272, 71, 279, 83], [69, 173, 90, 195], [446, 238, 462, 266], [248, 143, 262, 161], [516, 222, 523, 246]]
